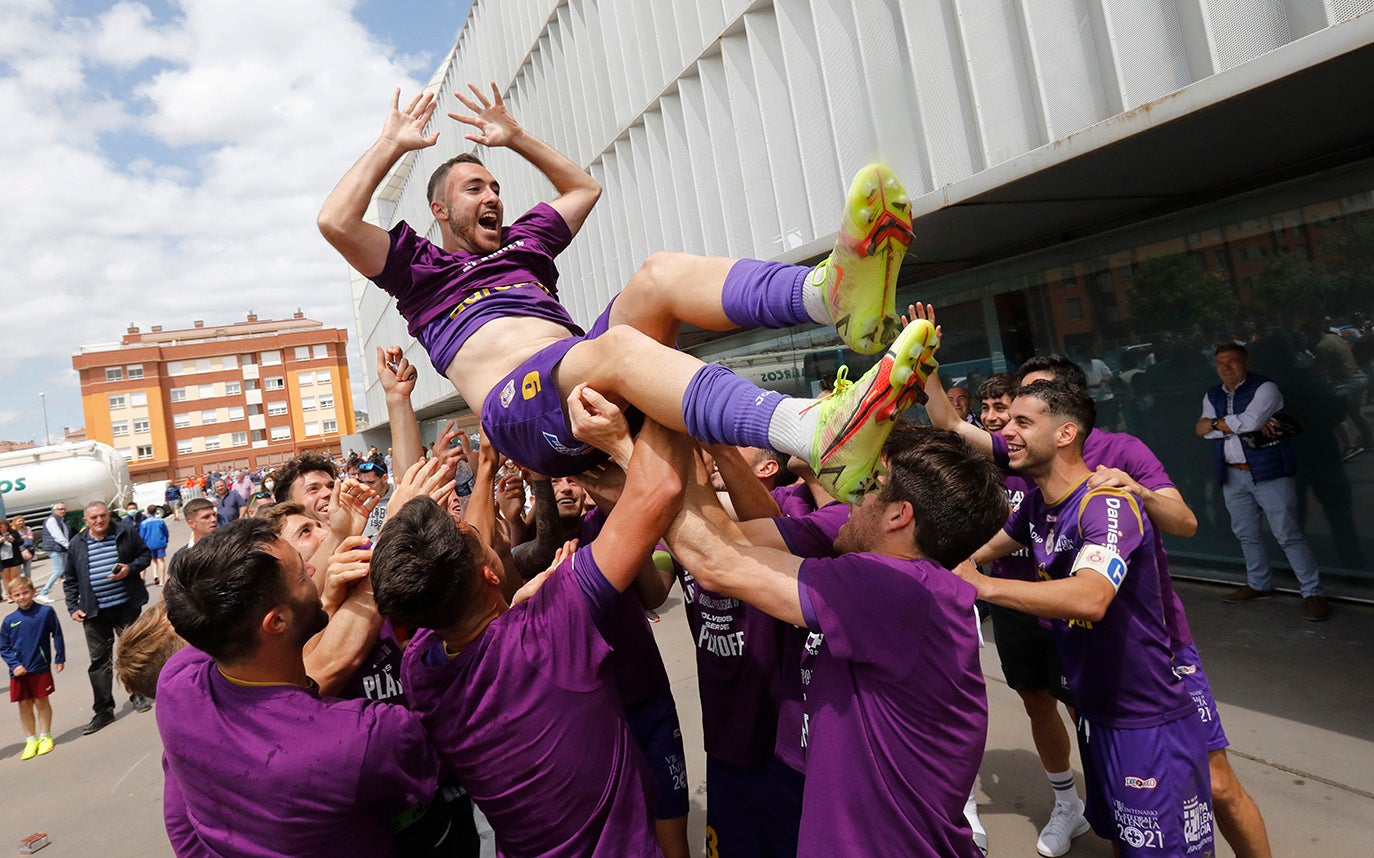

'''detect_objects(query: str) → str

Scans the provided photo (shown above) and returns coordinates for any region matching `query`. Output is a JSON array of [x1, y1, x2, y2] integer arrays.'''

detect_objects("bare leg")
[[34, 697, 53, 735], [556, 327, 713, 435], [1019, 690, 1073, 773], [610, 252, 741, 346], [1210, 749, 1272, 858], [18, 698, 35, 736], [654, 816, 689, 858]]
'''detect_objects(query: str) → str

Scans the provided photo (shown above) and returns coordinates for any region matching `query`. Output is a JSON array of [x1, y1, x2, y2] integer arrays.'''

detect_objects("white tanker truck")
[[0, 441, 133, 523]]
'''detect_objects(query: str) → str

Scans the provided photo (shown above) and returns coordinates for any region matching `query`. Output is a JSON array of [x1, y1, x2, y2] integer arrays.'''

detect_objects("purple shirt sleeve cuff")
[[991, 432, 1011, 471], [570, 545, 618, 629], [797, 562, 822, 632]]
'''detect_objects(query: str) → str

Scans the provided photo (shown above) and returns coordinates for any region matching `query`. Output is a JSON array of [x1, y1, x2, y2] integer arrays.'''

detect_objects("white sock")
[[40, 732, 51, 739], [963, 788, 985, 836], [1047, 768, 1080, 806], [766, 396, 822, 459], [799, 263, 833, 325]]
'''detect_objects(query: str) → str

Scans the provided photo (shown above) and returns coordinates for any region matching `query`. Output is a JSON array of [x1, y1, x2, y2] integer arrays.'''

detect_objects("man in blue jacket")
[[63, 502, 153, 733], [1198, 343, 1328, 621]]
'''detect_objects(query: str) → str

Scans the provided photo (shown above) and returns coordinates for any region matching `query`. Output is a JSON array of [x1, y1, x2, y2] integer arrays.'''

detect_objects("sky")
[[1, 0, 473, 445]]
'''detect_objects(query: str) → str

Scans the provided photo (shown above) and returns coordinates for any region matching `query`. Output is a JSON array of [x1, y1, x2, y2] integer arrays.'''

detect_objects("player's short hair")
[[427, 153, 487, 204], [371, 496, 486, 630], [977, 372, 1018, 402], [183, 497, 216, 519], [115, 602, 186, 700], [6, 576, 35, 596], [271, 453, 337, 503], [880, 424, 1008, 569], [1017, 355, 1087, 388], [164, 519, 288, 665], [1017, 379, 1097, 450], [257, 502, 309, 535]]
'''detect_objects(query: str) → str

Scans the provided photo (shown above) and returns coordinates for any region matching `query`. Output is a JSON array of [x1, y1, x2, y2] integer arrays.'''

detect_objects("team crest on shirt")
[[1182, 794, 1213, 845], [542, 432, 591, 456], [804, 631, 825, 656], [500, 379, 516, 408]]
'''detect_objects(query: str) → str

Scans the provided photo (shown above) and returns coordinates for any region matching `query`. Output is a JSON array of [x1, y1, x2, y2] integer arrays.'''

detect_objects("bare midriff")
[[444, 315, 578, 411]]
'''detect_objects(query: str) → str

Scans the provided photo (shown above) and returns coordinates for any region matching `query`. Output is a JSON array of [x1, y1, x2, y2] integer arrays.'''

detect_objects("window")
[[127, 365, 144, 379], [248, 404, 262, 416], [267, 401, 289, 417], [298, 371, 314, 386], [241, 353, 255, 366], [319, 394, 335, 410], [133, 418, 150, 434], [270, 425, 292, 441], [136, 445, 153, 460], [220, 354, 237, 370], [177, 440, 194, 455], [301, 396, 316, 411], [112, 421, 129, 437], [261, 350, 282, 365], [201, 410, 218, 425], [315, 369, 331, 384], [323, 419, 338, 434], [198, 384, 215, 398], [120, 448, 133, 460], [205, 437, 222, 451], [173, 413, 191, 429], [167, 361, 184, 376], [264, 377, 285, 391], [305, 422, 321, 436], [294, 346, 310, 361], [251, 429, 265, 442], [228, 406, 245, 420], [245, 380, 259, 391], [130, 391, 147, 407], [1066, 298, 1084, 321], [313, 344, 328, 359], [231, 432, 248, 447], [195, 358, 212, 373], [108, 394, 126, 410], [105, 367, 123, 381], [225, 381, 241, 396], [171, 387, 189, 402]]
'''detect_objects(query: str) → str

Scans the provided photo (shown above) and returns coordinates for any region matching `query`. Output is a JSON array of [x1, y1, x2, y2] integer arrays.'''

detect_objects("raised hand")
[[330, 479, 380, 539], [511, 539, 578, 607], [321, 536, 372, 616], [381, 89, 440, 153], [384, 457, 458, 525], [449, 82, 524, 148], [377, 346, 417, 400], [567, 383, 632, 467]]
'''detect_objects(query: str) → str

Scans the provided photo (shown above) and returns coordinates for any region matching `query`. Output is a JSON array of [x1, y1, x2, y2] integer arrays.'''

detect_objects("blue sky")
[[3, 0, 472, 445]]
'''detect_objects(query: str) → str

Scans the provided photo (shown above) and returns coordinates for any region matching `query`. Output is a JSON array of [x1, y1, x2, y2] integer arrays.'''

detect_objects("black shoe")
[[82, 712, 115, 735], [132, 695, 153, 713]]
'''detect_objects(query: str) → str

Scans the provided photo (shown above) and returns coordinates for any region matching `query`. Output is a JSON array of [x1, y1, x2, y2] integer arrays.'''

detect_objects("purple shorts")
[[625, 689, 689, 820], [1076, 715, 1215, 856], [705, 755, 803, 858], [479, 301, 621, 477], [1172, 644, 1228, 753]]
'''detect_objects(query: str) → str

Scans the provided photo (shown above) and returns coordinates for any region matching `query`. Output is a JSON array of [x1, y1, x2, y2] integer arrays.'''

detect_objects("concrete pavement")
[[3, 515, 1371, 856]]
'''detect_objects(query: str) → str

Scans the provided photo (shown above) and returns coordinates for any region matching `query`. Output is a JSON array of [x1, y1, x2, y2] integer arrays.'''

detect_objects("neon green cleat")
[[21, 737, 39, 761], [810, 318, 940, 503], [36, 736, 54, 756], [808, 164, 914, 355]]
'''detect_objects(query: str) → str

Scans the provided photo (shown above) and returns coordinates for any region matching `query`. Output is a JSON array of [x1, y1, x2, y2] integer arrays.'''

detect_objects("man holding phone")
[[64, 501, 153, 733]]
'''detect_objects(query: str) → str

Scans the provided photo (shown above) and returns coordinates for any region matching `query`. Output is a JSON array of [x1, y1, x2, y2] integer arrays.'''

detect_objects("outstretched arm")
[[378, 347, 423, 477], [450, 82, 601, 236], [318, 90, 440, 277], [908, 303, 993, 454], [588, 420, 687, 593]]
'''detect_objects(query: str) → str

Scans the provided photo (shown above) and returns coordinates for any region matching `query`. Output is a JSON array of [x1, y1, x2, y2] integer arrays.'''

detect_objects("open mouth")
[[477, 211, 500, 231]]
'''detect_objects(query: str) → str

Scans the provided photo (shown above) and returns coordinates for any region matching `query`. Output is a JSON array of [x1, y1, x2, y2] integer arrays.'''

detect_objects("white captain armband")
[[1072, 543, 1127, 592]]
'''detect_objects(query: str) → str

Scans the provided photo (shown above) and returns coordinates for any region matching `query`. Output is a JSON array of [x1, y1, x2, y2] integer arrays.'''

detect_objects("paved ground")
[[4, 515, 1371, 856]]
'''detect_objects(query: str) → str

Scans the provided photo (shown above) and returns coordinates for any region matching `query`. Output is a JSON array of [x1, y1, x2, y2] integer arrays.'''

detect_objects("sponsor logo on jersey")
[[541, 432, 591, 456], [1105, 555, 1127, 587], [1173, 663, 1198, 677], [1124, 776, 1158, 789], [500, 379, 516, 408]]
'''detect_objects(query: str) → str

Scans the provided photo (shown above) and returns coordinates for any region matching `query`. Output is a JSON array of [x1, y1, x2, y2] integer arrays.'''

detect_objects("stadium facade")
[[348, 0, 1374, 596]]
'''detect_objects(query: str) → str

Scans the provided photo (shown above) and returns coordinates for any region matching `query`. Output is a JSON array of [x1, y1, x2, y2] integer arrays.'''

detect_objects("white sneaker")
[[972, 830, 989, 856], [33, 595, 54, 606], [1037, 800, 1090, 857]]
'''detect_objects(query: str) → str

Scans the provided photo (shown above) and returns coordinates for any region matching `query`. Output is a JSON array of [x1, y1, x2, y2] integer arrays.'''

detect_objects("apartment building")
[[73, 312, 356, 481]]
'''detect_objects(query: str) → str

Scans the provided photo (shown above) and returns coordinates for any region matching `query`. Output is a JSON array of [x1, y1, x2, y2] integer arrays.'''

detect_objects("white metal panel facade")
[[354, 0, 1374, 423]]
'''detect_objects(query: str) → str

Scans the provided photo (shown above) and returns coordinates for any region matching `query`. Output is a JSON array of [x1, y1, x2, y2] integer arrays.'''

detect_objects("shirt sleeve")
[[1226, 381, 1284, 433], [0, 620, 16, 671], [1003, 491, 1032, 545], [357, 704, 441, 814], [773, 504, 847, 559], [1199, 395, 1224, 439], [370, 221, 427, 302], [797, 556, 928, 677], [1116, 436, 1175, 493], [162, 754, 206, 857], [504, 202, 574, 259], [990, 431, 1012, 471], [1075, 490, 1145, 577], [519, 546, 615, 692]]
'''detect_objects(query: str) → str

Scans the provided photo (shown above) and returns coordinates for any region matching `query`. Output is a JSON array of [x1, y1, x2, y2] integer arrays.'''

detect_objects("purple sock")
[[720, 260, 813, 329], [682, 364, 785, 448]]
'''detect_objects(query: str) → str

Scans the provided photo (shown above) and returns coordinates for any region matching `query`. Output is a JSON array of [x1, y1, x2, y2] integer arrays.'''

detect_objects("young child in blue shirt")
[[1, 577, 65, 760]]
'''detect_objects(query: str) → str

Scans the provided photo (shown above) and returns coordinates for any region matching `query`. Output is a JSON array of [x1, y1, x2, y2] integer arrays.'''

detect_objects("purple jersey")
[[372, 204, 581, 351], [400, 546, 658, 857], [770, 482, 818, 518], [1004, 477, 1192, 728], [991, 473, 1038, 582], [580, 509, 672, 705], [676, 564, 782, 768], [157, 648, 437, 858], [796, 554, 986, 858], [338, 621, 406, 705]]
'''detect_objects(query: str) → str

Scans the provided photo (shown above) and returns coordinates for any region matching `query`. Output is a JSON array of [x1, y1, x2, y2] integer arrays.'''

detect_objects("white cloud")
[[0, 0, 445, 441]]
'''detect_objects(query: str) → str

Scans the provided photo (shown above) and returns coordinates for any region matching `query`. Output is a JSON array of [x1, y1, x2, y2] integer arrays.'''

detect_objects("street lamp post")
[[38, 392, 50, 445]]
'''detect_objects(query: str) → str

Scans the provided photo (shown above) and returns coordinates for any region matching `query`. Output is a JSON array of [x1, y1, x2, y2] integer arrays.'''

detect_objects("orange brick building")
[[73, 313, 356, 481]]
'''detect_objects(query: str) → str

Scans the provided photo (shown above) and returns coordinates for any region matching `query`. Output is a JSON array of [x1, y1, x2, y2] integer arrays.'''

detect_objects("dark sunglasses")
[[252, 491, 273, 500], [358, 462, 387, 475]]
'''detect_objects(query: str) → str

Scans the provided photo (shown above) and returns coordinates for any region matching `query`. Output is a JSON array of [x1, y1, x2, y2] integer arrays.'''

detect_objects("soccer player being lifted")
[[319, 84, 938, 502]]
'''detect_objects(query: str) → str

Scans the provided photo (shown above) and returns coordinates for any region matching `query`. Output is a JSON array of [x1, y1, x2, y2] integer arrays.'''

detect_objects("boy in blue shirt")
[[138, 507, 171, 585], [1, 577, 65, 759]]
